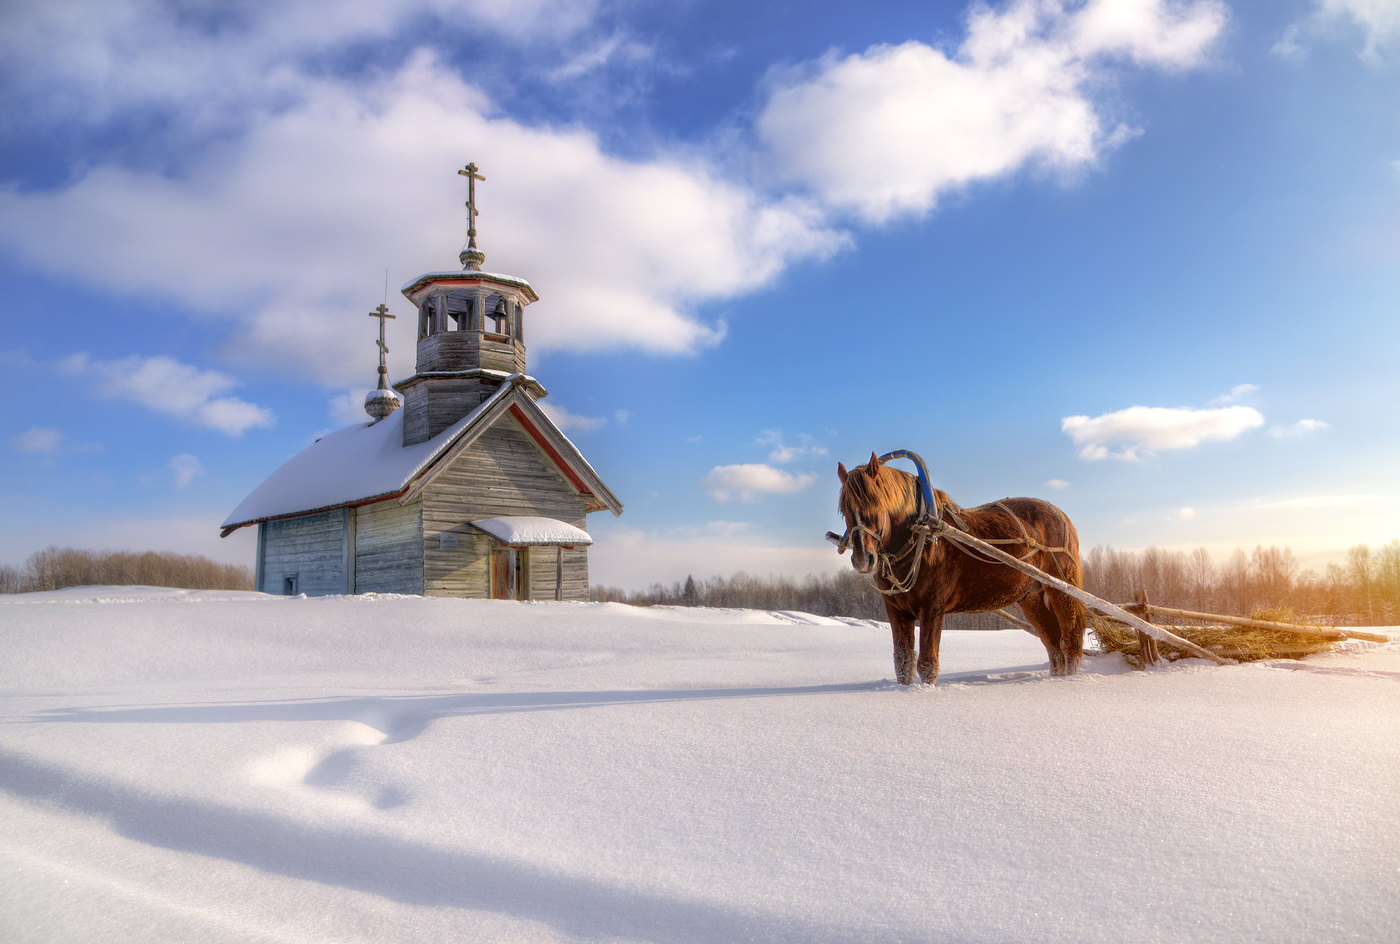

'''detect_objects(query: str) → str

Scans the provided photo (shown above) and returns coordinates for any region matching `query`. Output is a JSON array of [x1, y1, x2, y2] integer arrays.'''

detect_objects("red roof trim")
[[509, 404, 593, 497]]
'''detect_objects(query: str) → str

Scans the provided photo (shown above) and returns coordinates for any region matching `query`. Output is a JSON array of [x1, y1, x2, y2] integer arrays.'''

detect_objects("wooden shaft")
[[1135, 605, 1390, 644], [936, 524, 1233, 665], [993, 607, 1035, 633]]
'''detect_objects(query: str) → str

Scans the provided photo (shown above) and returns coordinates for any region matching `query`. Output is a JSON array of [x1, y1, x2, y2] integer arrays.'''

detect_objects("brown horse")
[[836, 452, 1086, 685]]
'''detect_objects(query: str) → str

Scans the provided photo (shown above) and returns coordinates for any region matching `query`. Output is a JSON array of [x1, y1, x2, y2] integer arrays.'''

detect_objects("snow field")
[[1, 588, 1397, 943]]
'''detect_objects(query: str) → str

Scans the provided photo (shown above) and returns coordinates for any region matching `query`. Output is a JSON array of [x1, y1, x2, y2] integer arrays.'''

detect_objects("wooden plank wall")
[[355, 498, 424, 594], [260, 510, 346, 596], [421, 419, 591, 600], [400, 377, 489, 446], [526, 545, 589, 601]]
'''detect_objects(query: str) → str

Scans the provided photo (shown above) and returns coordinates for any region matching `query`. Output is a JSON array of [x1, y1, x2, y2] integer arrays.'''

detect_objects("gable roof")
[[220, 375, 622, 536]]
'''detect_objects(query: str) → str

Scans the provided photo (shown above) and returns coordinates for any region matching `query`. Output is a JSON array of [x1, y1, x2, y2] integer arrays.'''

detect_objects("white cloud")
[[169, 453, 205, 488], [1268, 418, 1331, 438], [0, 0, 601, 130], [756, 0, 1226, 223], [757, 430, 828, 464], [1274, 1, 1400, 63], [538, 401, 608, 433], [10, 427, 103, 458], [12, 427, 64, 455], [1271, 24, 1310, 61], [1045, 478, 1070, 490], [1168, 506, 1197, 521], [61, 353, 275, 435], [1322, 0, 1400, 61], [1207, 383, 1258, 406], [1061, 404, 1264, 460], [0, 54, 842, 386], [701, 464, 817, 502], [546, 31, 656, 82]]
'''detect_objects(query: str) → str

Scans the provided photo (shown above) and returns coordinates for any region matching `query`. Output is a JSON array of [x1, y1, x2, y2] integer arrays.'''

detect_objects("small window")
[[283, 574, 299, 595]]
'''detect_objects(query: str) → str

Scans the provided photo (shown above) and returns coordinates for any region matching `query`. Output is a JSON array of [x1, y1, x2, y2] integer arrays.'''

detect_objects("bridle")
[[829, 451, 944, 596], [828, 449, 1078, 595]]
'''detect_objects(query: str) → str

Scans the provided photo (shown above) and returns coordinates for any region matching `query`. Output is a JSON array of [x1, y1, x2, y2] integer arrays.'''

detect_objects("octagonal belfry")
[[393, 162, 544, 446]]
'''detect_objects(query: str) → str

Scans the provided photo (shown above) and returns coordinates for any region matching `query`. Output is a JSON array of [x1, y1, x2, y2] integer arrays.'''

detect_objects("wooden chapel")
[[219, 163, 623, 599]]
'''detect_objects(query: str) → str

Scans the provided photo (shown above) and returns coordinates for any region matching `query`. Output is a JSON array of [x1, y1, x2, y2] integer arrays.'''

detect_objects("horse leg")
[[888, 611, 917, 685], [1019, 591, 1071, 677], [917, 610, 944, 685], [1048, 589, 1086, 676]]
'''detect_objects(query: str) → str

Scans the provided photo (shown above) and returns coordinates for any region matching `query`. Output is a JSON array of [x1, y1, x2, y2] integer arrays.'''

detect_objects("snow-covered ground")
[[2, 588, 1397, 944]]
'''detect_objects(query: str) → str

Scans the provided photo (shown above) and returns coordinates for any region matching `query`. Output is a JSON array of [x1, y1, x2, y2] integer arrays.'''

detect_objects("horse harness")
[[852, 497, 1076, 597]]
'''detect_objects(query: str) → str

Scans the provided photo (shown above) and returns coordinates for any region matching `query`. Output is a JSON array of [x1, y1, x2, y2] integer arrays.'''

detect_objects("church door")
[[491, 547, 525, 600]]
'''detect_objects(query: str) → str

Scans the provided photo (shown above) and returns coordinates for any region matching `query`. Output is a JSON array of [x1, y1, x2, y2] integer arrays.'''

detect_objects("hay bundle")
[[1090, 606, 1339, 667]]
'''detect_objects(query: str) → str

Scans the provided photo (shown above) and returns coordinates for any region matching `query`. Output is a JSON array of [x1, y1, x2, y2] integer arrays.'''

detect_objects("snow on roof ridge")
[[399, 270, 535, 293], [220, 375, 525, 531]]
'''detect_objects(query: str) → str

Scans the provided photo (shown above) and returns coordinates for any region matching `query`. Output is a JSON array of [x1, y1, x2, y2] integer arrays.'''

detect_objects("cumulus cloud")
[[169, 453, 205, 488], [1207, 383, 1258, 406], [1268, 418, 1331, 438], [538, 401, 608, 433], [1322, 0, 1400, 61], [62, 353, 275, 435], [9, 427, 103, 458], [758, 430, 828, 464], [0, 0, 601, 129], [0, 0, 1228, 393], [1045, 478, 1070, 490], [1273, 0, 1400, 63], [756, 0, 1226, 223], [12, 427, 65, 455], [701, 464, 817, 502], [1061, 403, 1264, 460], [0, 53, 841, 385]]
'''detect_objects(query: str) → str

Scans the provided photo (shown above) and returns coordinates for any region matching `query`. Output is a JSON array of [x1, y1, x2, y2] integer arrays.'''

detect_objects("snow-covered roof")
[[221, 374, 623, 534], [400, 269, 538, 301], [220, 380, 518, 531], [470, 516, 592, 547]]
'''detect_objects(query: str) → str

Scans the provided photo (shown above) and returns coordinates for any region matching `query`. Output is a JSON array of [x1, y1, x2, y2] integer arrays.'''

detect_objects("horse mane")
[[839, 462, 918, 520]]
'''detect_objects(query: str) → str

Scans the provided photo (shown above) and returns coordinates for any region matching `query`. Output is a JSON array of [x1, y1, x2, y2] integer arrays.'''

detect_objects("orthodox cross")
[[368, 303, 395, 390], [458, 162, 486, 269]]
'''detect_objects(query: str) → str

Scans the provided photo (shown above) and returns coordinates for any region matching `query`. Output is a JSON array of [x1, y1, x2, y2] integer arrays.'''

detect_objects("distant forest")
[[0, 547, 254, 594], [6, 541, 1397, 627], [592, 540, 1400, 627]]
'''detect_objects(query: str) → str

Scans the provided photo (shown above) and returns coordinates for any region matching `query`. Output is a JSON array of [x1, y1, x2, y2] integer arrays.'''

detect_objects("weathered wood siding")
[[355, 498, 423, 594], [526, 545, 590, 601], [259, 509, 346, 596], [421, 418, 590, 600], [399, 377, 490, 446]]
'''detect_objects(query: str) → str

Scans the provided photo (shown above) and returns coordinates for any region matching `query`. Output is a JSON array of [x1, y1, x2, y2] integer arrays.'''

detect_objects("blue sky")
[[1, 0, 1396, 590]]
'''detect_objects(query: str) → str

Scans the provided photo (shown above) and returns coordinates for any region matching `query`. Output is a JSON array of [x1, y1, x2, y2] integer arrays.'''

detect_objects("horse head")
[[835, 452, 919, 575]]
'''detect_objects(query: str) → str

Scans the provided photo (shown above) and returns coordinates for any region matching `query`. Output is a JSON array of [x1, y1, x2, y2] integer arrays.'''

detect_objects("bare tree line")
[[595, 540, 1400, 627], [1082, 541, 1400, 625], [591, 571, 1008, 629], [0, 546, 254, 594]]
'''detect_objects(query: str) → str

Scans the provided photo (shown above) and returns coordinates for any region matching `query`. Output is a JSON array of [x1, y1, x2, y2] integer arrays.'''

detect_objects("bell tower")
[[394, 162, 544, 446]]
